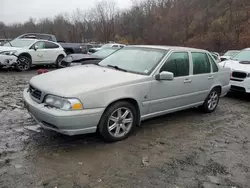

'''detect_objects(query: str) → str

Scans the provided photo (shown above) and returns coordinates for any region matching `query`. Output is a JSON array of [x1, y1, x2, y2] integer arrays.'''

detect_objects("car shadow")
[[226, 91, 250, 102]]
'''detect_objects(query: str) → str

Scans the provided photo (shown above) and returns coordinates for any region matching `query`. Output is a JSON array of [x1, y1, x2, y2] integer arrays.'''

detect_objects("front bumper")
[[230, 78, 250, 93], [0, 54, 17, 66], [23, 88, 105, 136]]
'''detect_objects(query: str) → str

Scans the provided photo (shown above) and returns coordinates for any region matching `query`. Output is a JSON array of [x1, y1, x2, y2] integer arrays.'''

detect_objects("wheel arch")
[[18, 53, 32, 62], [100, 98, 141, 126], [211, 85, 222, 96]]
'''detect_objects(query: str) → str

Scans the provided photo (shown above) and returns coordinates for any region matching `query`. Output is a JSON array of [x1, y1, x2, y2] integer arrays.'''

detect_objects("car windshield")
[[4, 39, 35, 47], [93, 48, 118, 58], [232, 50, 250, 61], [99, 47, 167, 75], [224, 51, 239, 57]]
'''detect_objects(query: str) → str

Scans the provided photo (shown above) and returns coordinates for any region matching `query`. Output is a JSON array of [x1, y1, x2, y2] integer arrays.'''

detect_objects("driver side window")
[[34, 41, 45, 49], [160, 52, 190, 77]]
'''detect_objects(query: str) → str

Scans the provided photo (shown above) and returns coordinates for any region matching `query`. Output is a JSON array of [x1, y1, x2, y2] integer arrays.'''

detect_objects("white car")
[[222, 48, 250, 93], [0, 38, 66, 71], [220, 50, 240, 62]]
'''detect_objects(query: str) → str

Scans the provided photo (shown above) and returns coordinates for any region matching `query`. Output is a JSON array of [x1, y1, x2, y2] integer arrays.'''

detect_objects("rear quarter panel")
[[212, 67, 231, 95]]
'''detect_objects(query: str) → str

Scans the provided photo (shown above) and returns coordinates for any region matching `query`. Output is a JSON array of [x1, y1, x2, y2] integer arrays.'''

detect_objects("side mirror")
[[34, 45, 39, 51], [155, 71, 174, 81]]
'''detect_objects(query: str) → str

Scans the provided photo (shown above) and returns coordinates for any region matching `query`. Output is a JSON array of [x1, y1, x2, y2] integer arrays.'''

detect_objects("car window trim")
[[207, 53, 219, 73]]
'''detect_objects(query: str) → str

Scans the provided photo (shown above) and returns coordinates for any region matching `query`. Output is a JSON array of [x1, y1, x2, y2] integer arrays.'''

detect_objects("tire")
[[56, 55, 65, 68], [98, 101, 137, 142], [15, 56, 31, 71], [200, 88, 220, 113]]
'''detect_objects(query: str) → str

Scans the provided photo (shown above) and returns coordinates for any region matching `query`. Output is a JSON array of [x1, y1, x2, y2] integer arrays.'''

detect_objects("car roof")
[[15, 38, 57, 43], [243, 48, 250, 50], [20, 33, 55, 36], [126, 45, 208, 52]]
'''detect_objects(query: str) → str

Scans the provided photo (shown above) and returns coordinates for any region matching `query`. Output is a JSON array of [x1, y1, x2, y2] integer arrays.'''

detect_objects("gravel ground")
[[0, 69, 249, 188]]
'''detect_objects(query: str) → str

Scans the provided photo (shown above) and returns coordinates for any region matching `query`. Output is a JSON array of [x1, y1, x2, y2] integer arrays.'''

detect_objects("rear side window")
[[45, 41, 59, 49], [112, 45, 119, 48], [160, 52, 189, 77], [208, 54, 219, 72], [192, 52, 211, 74]]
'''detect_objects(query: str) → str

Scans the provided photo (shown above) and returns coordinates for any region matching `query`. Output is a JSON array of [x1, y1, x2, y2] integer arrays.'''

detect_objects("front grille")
[[29, 85, 42, 100], [232, 71, 247, 79], [230, 86, 246, 92]]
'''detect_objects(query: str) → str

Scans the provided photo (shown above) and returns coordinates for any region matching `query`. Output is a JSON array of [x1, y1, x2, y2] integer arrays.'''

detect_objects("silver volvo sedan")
[[23, 46, 231, 141]]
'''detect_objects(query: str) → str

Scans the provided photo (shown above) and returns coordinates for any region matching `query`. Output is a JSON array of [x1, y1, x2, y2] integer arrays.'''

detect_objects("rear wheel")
[[15, 56, 31, 71], [200, 88, 220, 113], [98, 101, 137, 142]]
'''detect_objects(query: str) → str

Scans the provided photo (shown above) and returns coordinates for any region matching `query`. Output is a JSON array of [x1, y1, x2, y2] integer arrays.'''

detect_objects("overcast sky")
[[1, 0, 133, 24]]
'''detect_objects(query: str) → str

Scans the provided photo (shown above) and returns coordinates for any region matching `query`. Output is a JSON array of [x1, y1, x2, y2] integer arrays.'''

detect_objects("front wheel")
[[200, 88, 220, 113], [98, 101, 137, 142], [15, 56, 31, 71]]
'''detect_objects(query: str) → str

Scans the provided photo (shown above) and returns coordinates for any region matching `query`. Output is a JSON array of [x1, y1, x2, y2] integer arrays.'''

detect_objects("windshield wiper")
[[107, 65, 127, 72]]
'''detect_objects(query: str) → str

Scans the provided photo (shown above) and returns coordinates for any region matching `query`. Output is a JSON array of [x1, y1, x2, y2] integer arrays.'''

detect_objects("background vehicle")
[[211, 52, 221, 62], [0, 38, 66, 71], [220, 50, 240, 61], [16, 33, 57, 42], [101, 43, 125, 48], [23, 46, 230, 142], [60, 47, 120, 67], [59, 43, 94, 55], [222, 48, 250, 93], [88, 43, 125, 54]]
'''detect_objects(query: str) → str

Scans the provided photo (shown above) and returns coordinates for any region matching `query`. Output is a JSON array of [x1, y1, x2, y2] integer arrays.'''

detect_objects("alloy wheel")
[[17, 57, 30, 71], [207, 91, 219, 111], [107, 107, 134, 138]]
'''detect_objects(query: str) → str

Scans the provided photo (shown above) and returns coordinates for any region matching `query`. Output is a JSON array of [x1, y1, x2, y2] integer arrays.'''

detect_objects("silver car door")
[[148, 51, 193, 114], [187, 52, 214, 103]]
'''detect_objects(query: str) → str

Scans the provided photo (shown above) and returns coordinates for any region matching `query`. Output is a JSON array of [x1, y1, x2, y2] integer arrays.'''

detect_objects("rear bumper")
[[23, 88, 105, 136], [230, 78, 250, 93], [0, 55, 17, 66]]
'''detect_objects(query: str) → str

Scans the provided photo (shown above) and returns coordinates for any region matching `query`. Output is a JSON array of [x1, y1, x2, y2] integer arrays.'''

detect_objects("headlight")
[[0, 50, 17, 55], [44, 95, 83, 111]]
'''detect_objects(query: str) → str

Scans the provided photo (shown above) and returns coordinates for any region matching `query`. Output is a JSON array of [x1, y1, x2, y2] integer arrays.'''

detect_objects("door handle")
[[184, 79, 192, 83], [208, 76, 214, 80]]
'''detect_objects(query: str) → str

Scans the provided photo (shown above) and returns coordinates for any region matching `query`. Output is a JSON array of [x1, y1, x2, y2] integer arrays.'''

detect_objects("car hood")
[[223, 60, 250, 72], [30, 65, 145, 97], [0, 46, 22, 52]]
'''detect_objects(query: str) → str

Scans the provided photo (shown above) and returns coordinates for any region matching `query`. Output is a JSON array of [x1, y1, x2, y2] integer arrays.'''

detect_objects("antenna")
[[2, 30, 12, 47]]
